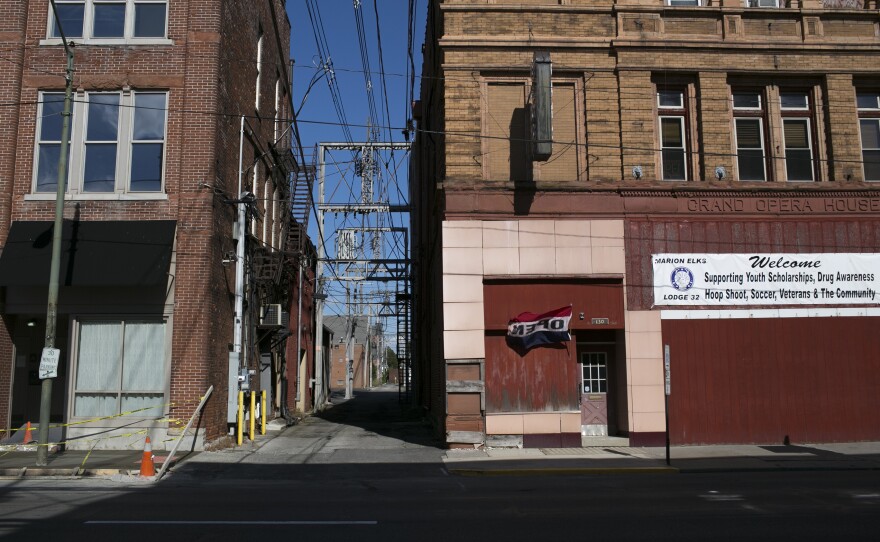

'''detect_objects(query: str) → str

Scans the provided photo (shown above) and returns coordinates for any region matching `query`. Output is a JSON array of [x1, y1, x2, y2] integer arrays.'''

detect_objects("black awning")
[[0, 220, 176, 287]]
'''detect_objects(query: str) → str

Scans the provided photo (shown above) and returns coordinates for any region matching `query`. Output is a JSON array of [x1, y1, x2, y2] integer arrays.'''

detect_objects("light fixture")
[[26, 319, 37, 327], [715, 166, 726, 180], [632, 165, 643, 179]]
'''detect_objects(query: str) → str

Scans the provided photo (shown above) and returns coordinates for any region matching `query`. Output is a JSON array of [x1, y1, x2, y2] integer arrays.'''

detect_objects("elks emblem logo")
[[670, 267, 694, 292]]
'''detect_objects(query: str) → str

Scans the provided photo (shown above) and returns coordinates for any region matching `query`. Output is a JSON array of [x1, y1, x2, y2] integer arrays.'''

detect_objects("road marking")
[[699, 490, 743, 502], [86, 521, 377, 526]]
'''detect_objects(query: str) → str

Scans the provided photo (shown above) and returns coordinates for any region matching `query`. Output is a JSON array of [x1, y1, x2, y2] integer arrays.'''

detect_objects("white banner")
[[653, 253, 880, 306]]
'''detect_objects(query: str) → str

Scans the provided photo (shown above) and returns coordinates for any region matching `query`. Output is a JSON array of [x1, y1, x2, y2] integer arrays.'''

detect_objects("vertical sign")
[[663, 344, 671, 466], [663, 344, 671, 396], [39, 347, 60, 379]]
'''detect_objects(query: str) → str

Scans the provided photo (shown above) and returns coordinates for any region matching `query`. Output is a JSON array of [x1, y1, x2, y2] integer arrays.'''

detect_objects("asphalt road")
[[1, 388, 878, 541], [1, 469, 879, 541]]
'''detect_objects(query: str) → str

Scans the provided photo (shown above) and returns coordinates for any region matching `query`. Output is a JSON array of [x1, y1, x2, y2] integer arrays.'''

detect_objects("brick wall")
[[0, 0, 292, 447]]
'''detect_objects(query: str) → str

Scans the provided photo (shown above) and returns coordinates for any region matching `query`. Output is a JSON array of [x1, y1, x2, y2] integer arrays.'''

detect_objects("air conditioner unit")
[[260, 304, 283, 327]]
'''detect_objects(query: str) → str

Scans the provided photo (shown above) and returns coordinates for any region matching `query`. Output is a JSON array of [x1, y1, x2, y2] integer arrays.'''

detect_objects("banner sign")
[[507, 306, 572, 351], [653, 253, 880, 307]]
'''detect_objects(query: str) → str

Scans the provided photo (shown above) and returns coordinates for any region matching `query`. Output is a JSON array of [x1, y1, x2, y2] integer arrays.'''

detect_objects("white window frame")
[[733, 91, 768, 181], [780, 91, 815, 182], [255, 29, 264, 112], [30, 90, 169, 200], [745, 0, 781, 7], [68, 318, 169, 420], [43, 0, 170, 46], [857, 91, 880, 182], [657, 89, 689, 181], [667, 0, 701, 6]]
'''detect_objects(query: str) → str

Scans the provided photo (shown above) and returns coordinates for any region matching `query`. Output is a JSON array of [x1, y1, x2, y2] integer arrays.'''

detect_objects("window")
[[733, 90, 768, 181], [857, 91, 880, 181], [49, 0, 167, 40], [746, 0, 781, 7], [668, 0, 700, 5], [255, 29, 264, 111], [72, 320, 167, 418], [34, 90, 168, 195], [780, 92, 814, 182], [483, 79, 582, 182], [581, 352, 607, 394], [657, 89, 689, 181]]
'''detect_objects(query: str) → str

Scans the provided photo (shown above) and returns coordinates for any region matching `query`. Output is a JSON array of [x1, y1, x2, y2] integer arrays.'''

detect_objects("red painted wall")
[[664, 317, 880, 444], [483, 280, 624, 413]]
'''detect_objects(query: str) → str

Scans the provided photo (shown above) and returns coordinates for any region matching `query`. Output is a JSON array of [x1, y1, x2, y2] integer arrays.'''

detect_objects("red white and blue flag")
[[506, 306, 572, 351]]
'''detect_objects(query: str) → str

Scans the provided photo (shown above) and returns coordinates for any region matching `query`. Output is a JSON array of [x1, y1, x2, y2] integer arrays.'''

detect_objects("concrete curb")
[[0, 467, 150, 479], [447, 466, 680, 477]]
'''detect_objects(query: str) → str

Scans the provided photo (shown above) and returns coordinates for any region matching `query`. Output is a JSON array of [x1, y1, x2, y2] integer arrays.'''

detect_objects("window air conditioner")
[[260, 304, 283, 327]]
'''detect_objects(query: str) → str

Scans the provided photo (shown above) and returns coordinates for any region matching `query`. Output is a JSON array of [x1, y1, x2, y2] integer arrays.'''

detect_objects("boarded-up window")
[[539, 83, 579, 181], [486, 83, 530, 181], [486, 81, 580, 182]]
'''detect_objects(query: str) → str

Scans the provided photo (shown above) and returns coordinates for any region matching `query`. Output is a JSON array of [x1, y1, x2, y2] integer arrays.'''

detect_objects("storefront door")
[[580, 351, 609, 436]]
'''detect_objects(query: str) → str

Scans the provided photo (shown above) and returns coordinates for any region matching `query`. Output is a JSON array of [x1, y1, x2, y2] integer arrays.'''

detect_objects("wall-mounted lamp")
[[632, 165, 643, 180], [26, 319, 37, 328], [715, 166, 726, 180]]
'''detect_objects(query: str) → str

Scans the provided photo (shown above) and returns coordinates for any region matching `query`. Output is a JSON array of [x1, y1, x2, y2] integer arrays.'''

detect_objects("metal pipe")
[[237, 391, 244, 446], [313, 145, 326, 412], [261, 390, 267, 435], [249, 391, 256, 440]]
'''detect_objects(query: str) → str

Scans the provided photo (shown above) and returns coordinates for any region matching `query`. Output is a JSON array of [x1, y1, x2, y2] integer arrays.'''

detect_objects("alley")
[[170, 384, 445, 481]]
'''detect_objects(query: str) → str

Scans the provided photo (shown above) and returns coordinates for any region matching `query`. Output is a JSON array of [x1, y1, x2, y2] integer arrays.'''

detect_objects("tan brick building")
[[0, 0, 303, 450], [412, 0, 880, 448]]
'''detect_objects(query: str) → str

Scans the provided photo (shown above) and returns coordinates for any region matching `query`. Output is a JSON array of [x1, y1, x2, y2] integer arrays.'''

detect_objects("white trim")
[[40, 38, 172, 46], [45, 0, 168, 41], [660, 308, 880, 320], [24, 193, 168, 201], [33, 90, 169, 196]]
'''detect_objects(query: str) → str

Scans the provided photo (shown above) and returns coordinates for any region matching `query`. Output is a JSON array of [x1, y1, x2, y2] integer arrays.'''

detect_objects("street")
[[1, 388, 878, 541]]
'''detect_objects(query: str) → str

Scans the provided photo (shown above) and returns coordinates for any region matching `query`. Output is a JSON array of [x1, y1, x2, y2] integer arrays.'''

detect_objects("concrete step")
[[581, 436, 630, 447]]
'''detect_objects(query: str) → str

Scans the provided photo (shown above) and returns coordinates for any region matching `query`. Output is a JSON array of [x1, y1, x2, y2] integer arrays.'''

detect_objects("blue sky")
[[285, 1, 427, 323], [287, 1, 426, 150]]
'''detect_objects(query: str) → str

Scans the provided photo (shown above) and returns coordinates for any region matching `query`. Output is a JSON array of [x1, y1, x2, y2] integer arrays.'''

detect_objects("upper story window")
[[857, 91, 880, 181], [732, 90, 769, 181], [34, 90, 168, 196], [746, 0, 781, 7], [255, 28, 264, 111], [49, 0, 167, 41], [657, 89, 690, 181], [667, 0, 701, 5], [779, 91, 815, 182], [483, 78, 583, 182]]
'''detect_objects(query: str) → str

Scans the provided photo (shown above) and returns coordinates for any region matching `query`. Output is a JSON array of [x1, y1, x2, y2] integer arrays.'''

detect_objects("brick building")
[[0, 0, 306, 450], [325, 315, 374, 390], [412, 0, 880, 448]]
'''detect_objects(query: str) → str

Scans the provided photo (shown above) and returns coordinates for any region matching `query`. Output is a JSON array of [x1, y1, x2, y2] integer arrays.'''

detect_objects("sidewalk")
[[4, 439, 880, 479], [442, 441, 880, 476], [0, 447, 195, 478]]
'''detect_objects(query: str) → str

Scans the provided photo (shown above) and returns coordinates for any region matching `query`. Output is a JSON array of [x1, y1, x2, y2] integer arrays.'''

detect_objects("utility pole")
[[37, 0, 74, 467]]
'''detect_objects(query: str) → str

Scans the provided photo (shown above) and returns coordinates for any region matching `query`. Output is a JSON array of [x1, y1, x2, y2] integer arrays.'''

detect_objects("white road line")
[[86, 520, 378, 526]]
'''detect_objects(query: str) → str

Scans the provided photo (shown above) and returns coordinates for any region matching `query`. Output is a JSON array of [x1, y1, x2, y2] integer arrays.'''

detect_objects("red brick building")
[[0, 0, 302, 450]]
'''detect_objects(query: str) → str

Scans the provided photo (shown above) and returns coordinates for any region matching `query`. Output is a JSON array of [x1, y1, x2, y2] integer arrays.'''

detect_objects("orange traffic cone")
[[139, 436, 156, 477], [22, 421, 34, 445]]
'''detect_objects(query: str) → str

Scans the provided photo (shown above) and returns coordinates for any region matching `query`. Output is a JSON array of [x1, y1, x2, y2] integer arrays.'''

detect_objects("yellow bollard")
[[260, 390, 267, 435], [249, 391, 255, 441], [236, 391, 244, 446]]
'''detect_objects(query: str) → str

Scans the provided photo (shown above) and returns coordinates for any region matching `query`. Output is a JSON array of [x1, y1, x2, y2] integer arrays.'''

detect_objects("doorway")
[[10, 316, 69, 429], [577, 340, 618, 437]]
